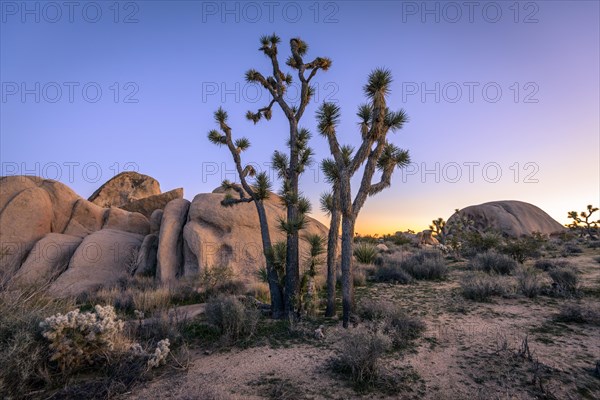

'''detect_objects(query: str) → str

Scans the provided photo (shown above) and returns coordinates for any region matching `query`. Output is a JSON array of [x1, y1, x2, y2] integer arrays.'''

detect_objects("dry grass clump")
[[515, 267, 544, 298], [468, 250, 517, 275], [461, 272, 510, 302], [358, 299, 426, 350], [330, 326, 392, 390], [555, 303, 600, 325], [205, 295, 260, 345], [400, 250, 448, 280], [533, 259, 572, 271], [548, 267, 579, 295], [373, 262, 413, 284]]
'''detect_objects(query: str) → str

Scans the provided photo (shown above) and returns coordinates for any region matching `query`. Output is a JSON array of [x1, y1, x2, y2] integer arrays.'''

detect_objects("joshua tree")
[[317, 69, 410, 327], [567, 205, 599, 239], [429, 217, 446, 244], [300, 233, 326, 316], [320, 149, 352, 317], [207, 108, 284, 318], [245, 34, 331, 318]]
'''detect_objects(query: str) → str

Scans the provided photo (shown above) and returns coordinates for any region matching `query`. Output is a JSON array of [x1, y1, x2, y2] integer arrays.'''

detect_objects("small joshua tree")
[[208, 108, 284, 318], [300, 233, 326, 316], [567, 205, 599, 239], [429, 217, 446, 244], [317, 69, 410, 327]]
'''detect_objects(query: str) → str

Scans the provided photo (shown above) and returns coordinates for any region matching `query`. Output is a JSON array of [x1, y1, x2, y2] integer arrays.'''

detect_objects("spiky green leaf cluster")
[[272, 151, 289, 179], [208, 129, 226, 146], [254, 172, 271, 200], [316, 102, 341, 136], [377, 143, 410, 171], [364, 68, 393, 99], [235, 137, 251, 152]]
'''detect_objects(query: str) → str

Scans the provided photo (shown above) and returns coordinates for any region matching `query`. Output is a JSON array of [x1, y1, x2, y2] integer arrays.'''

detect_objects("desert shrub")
[[548, 267, 579, 295], [353, 265, 368, 287], [501, 235, 544, 263], [594, 256, 600, 264], [461, 272, 508, 302], [461, 231, 502, 257], [357, 300, 425, 349], [40, 305, 128, 372], [533, 259, 572, 271], [515, 267, 543, 298], [587, 240, 600, 249], [205, 295, 260, 344], [468, 251, 517, 275], [331, 326, 391, 389], [555, 303, 600, 325], [247, 282, 270, 304], [132, 286, 172, 315], [354, 242, 378, 264], [561, 242, 583, 256], [400, 250, 448, 280], [373, 262, 413, 284], [0, 287, 71, 398], [199, 265, 236, 294]]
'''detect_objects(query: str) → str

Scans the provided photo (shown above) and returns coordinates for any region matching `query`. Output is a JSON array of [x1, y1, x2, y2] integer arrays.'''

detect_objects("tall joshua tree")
[[317, 69, 410, 327], [319, 147, 352, 317], [245, 34, 331, 318], [207, 108, 285, 318]]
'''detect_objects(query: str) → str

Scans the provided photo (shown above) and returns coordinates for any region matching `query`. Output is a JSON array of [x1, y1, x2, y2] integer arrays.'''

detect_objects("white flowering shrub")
[[40, 305, 125, 371], [147, 339, 170, 369]]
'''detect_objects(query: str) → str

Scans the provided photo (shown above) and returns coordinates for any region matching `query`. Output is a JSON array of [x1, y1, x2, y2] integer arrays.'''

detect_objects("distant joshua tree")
[[317, 69, 410, 327], [429, 217, 447, 244], [567, 205, 599, 239]]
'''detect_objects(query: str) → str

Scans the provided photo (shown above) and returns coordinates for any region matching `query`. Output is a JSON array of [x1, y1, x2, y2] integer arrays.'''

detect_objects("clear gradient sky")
[[1, 0, 599, 234]]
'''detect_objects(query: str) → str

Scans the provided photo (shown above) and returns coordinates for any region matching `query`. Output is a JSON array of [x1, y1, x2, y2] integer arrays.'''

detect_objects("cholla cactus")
[[40, 305, 125, 371], [147, 339, 170, 369]]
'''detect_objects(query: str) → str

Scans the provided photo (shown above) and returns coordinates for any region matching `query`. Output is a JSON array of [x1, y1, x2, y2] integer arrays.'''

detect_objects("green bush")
[[468, 251, 517, 275], [353, 242, 378, 265], [205, 295, 260, 344], [461, 272, 508, 302]]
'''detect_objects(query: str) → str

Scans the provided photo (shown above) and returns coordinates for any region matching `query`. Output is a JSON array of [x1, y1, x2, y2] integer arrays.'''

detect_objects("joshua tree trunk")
[[256, 205, 284, 318], [285, 123, 300, 319], [325, 187, 341, 318], [340, 214, 356, 328]]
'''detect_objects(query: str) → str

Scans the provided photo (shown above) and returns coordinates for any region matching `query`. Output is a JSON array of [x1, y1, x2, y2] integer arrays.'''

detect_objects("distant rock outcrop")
[[446, 200, 565, 237], [88, 171, 161, 208]]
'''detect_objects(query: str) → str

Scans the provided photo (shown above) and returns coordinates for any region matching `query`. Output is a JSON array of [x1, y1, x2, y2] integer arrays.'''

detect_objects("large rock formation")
[[88, 171, 161, 208], [446, 200, 566, 237], [49, 229, 144, 296], [0, 176, 149, 292], [183, 192, 329, 284], [1, 175, 331, 296], [157, 199, 190, 282]]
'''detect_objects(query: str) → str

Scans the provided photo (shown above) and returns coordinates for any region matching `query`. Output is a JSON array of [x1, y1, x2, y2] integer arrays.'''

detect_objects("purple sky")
[[1, 1, 599, 234]]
